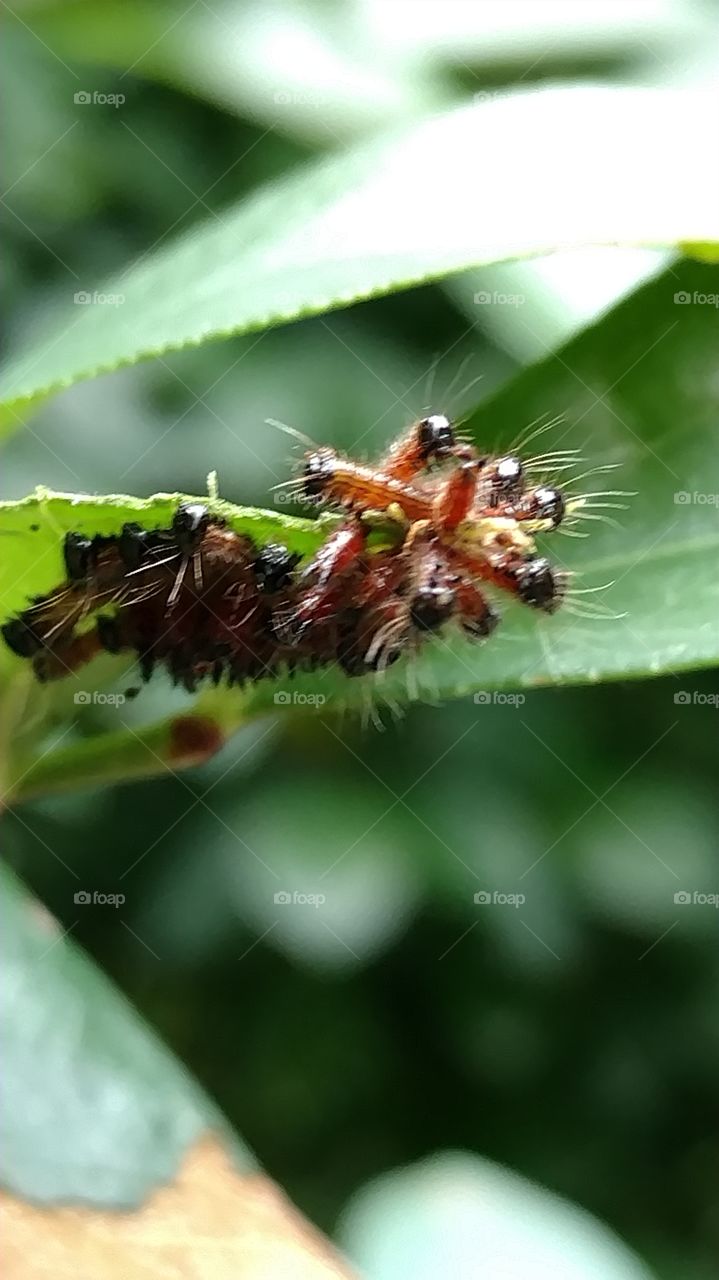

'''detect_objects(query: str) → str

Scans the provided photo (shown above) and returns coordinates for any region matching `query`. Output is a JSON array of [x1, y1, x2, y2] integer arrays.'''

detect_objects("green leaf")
[[0, 865, 356, 1275], [0, 863, 249, 1205], [1, 260, 717, 799], [1, 85, 716, 420]]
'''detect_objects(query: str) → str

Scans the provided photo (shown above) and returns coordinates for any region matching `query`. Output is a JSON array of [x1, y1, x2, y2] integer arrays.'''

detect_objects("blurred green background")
[[2, 2, 718, 1278]]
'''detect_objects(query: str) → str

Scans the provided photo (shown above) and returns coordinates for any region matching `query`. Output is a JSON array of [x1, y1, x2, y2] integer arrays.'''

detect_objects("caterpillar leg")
[[302, 450, 429, 522], [454, 577, 500, 639], [433, 461, 480, 533], [337, 525, 461, 676], [32, 628, 105, 683], [286, 520, 368, 642], [471, 456, 566, 530], [379, 415, 476, 482], [450, 544, 565, 614]]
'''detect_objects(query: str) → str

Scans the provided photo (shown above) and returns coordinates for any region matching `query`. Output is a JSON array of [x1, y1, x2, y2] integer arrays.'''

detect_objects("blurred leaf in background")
[[339, 1152, 658, 1280]]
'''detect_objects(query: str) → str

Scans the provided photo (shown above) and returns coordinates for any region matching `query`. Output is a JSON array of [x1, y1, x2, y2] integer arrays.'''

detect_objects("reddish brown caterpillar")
[[1, 505, 306, 690], [1, 500, 467, 688], [278, 412, 581, 672], [1, 413, 612, 689]]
